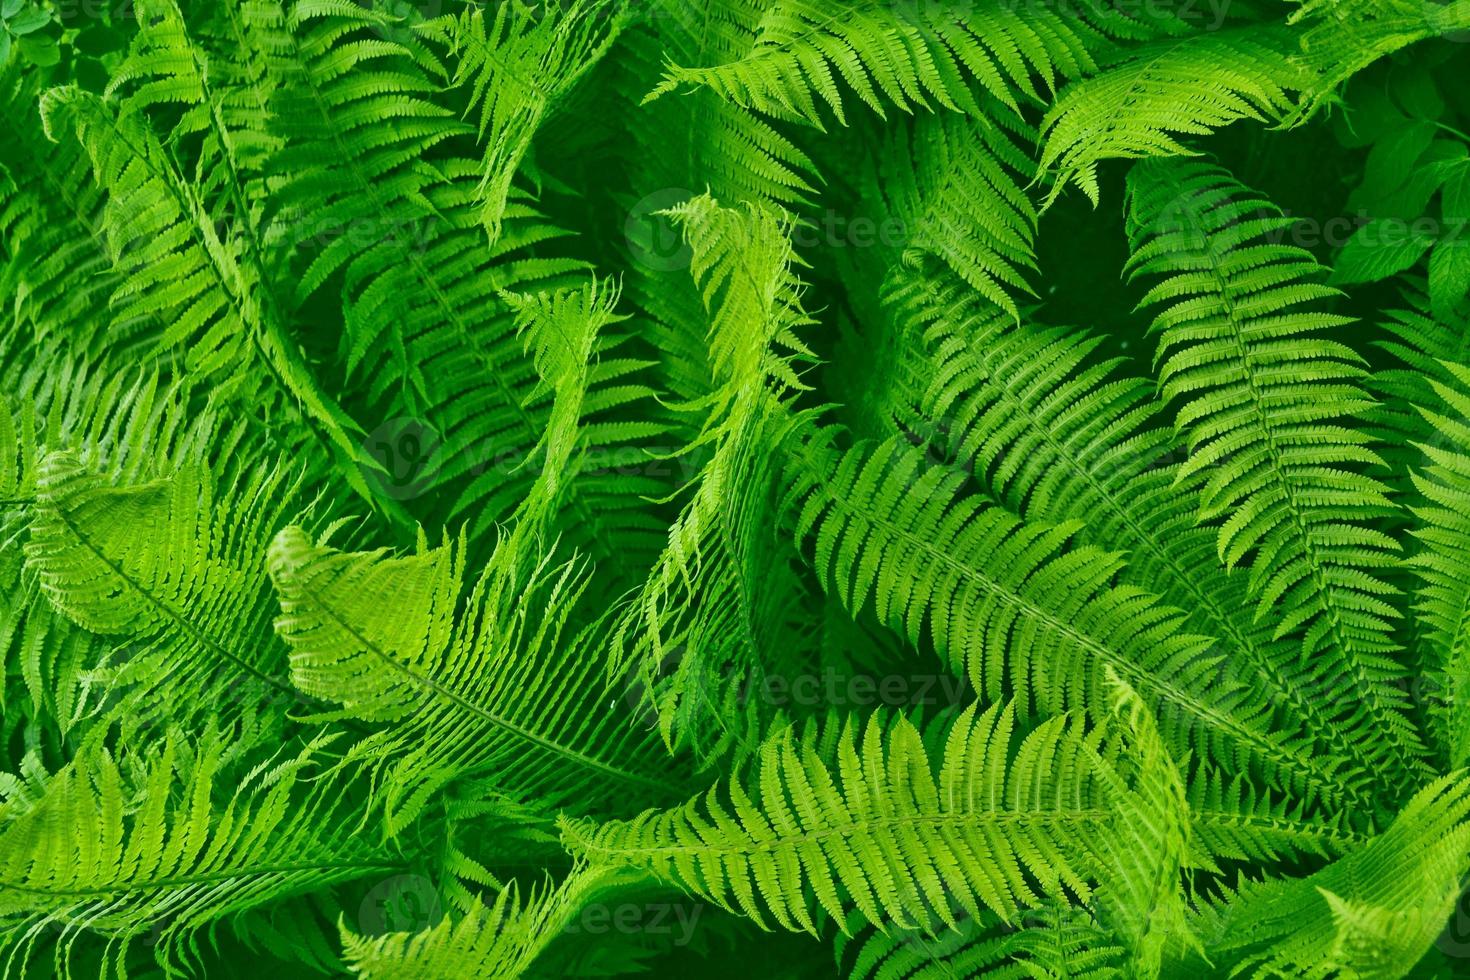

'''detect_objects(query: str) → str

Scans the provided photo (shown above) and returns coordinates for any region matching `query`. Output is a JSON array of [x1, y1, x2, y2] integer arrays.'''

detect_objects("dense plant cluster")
[[4, 0, 1470, 976]]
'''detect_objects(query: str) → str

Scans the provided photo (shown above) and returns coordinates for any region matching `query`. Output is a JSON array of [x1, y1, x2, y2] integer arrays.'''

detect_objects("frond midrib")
[[573, 807, 1115, 859], [0, 858, 400, 900], [792, 449, 1348, 804], [1186, 220, 1425, 788], [290, 560, 684, 798]]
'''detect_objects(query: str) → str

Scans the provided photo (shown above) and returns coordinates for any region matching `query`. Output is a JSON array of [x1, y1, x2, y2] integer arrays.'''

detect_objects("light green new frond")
[[1038, 27, 1310, 207], [0, 733, 394, 979], [501, 276, 652, 524], [646, 0, 1182, 128], [612, 2, 819, 431], [610, 195, 817, 763], [473, 275, 671, 576], [340, 863, 626, 979], [564, 685, 1190, 961], [433, 0, 622, 240], [0, 369, 230, 733], [783, 433, 1344, 805], [267, 522, 687, 835], [1407, 363, 1470, 767], [668, 195, 816, 397], [1187, 773, 1470, 979], [21, 412, 305, 740], [1288, 0, 1470, 119], [562, 703, 1104, 937], [1125, 158, 1428, 799]]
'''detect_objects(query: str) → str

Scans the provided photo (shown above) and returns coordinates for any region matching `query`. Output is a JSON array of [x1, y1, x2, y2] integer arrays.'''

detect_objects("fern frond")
[[432, 0, 622, 240], [497, 276, 670, 559], [563, 704, 1098, 935], [249, 3, 670, 566], [616, 0, 817, 213], [0, 733, 394, 979], [1288, 0, 1470, 119], [16, 374, 316, 743], [564, 679, 1190, 971], [38, 84, 369, 497], [783, 433, 1346, 804], [883, 288, 1380, 803], [646, 0, 1182, 128], [609, 195, 818, 763], [0, 70, 122, 366], [1125, 158, 1428, 799], [339, 863, 630, 979], [1367, 282, 1470, 488], [873, 109, 1039, 321], [267, 520, 687, 836], [1, 372, 214, 736], [1185, 766, 1366, 870], [1038, 27, 1310, 207], [1188, 773, 1470, 978], [1407, 364, 1470, 767]]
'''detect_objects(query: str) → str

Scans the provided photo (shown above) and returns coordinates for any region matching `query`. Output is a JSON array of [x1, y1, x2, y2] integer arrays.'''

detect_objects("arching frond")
[[783, 433, 1343, 803], [1188, 773, 1470, 978], [1039, 27, 1310, 207], [563, 678, 1189, 969], [1407, 364, 1470, 767], [0, 733, 394, 979], [646, 0, 1184, 127], [609, 195, 818, 764], [267, 520, 688, 836], [1125, 158, 1428, 801], [38, 82, 366, 492]]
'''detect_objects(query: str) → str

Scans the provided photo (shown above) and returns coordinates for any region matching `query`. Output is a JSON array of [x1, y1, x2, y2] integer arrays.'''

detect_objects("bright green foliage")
[[4, 2, 1470, 978]]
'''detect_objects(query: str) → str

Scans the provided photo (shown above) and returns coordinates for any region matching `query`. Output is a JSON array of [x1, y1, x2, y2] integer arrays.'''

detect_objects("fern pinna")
[[4, 0, 1470, 977]]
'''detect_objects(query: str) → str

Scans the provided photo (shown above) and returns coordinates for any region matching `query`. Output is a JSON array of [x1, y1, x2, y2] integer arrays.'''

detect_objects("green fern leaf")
[[1125, 158, 1429, 800]]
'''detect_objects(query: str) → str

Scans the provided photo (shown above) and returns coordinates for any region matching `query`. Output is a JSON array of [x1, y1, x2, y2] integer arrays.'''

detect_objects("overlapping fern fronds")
[[6, 1, 1470, 977]]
